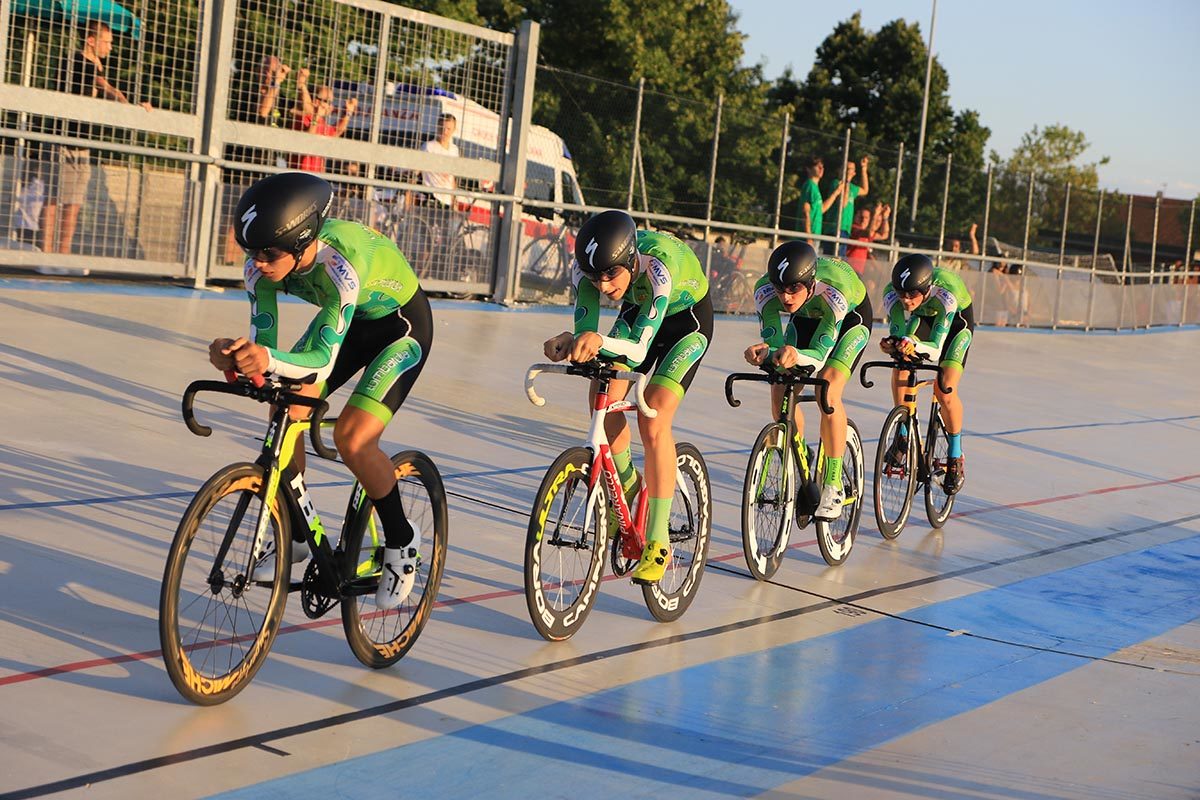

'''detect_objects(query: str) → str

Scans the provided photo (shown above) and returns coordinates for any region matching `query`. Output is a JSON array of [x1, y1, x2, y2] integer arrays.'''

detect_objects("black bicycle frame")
[[725, 366, 834, 485], [859, 359, 950, 483]]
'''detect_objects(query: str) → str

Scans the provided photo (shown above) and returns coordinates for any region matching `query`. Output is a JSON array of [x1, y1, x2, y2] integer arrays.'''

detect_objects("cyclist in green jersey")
[[208, 172, 433, 609], [542, 210, 713, 584], [743, 241, 873, 521], [881, 253, 975, 494]]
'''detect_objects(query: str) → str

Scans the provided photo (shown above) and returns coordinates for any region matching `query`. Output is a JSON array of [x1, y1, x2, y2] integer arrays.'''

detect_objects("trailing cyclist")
[[743, 241, 872, 521], [880, 253, 975, 494], [542, 210, 712, 584], [208, 172, 433, 610]]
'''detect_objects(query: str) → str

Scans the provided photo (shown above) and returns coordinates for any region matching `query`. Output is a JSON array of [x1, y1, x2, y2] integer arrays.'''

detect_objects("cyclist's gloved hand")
[[744, 342, 770, 366], [209, 337, 237, 371], [880, 337, 897, 355], [226, 337, 269, 378], [543, 331, 573, 362], [897, 337, 918, 358], [569, 331, 603, 364]]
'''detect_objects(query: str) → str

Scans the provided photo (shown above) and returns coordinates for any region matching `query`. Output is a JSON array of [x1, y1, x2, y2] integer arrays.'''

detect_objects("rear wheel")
[[873, 406, 918, 540], [741, 423, 794, 581], [524, 447, 608, 640], [341, 451, 448, 668], [923, 404, 957, 528], [159, 463, 289, 705], [642, 443, 712, 622], [814, 420, 864, 566]]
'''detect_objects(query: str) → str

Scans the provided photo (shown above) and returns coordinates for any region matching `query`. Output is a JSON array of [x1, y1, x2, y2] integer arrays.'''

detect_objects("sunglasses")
[[898, 288, 928, 300], [246, 247, 290, 263], [587, 265, 628, 283], [776, 281, 810, 296]]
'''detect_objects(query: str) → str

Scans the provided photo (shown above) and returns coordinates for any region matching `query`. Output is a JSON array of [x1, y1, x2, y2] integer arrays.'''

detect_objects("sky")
[[729, 0, 1200, 199]]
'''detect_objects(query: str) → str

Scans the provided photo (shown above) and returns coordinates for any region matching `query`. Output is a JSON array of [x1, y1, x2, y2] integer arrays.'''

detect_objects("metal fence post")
[[626, 77, 644, 212], [1147, 191, 1161, 328], [703, 92, 723, 274], [889, 141, 904, 254], [1118, 193, 1134, 330], [771, 111, 789, 247], [493, 19, 540, 305], [935, 152, 951, 265], [977, 165, 993, 320], [1085, 189, 1104, 330], [364, 16, 392, 187], [192, 0, 237, 288], [1052, 182, 1070, 329], [834, 127, 850, 256], [1017, 171, 1034, 326], [1182, 198, 1196, 326]]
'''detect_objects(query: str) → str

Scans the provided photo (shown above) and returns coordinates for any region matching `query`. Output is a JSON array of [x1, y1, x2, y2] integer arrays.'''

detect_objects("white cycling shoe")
[[251, 538, 310, 581], [814, 483, 845, 522], [377, 522, 422, 610]]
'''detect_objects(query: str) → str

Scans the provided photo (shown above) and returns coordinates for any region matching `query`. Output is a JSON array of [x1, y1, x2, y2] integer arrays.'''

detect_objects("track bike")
[[726, 365, 865, 573], [522, 360, 713, 641], [158, 375, 448, 705], [859, 350, 957, 537]]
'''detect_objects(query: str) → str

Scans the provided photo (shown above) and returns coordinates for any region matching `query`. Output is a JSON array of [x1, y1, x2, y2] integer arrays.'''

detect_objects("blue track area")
[[212, 534, 1200, 799], [1, 282, 1197, 799]]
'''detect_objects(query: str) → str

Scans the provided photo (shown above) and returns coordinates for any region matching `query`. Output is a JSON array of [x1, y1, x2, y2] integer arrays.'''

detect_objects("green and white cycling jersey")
[[245, 218, 421, 383], [752, 256, 867, 369], [573, 229, 709, 368], [883, 267, 973, 361]]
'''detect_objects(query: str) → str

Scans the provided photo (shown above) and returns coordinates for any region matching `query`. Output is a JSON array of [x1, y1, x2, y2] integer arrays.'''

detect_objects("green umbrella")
[[10, 0, 142, 40]]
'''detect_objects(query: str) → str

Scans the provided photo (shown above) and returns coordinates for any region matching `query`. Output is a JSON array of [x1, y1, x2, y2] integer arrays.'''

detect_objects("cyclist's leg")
[[935, 307, 973, 491], [815, 298, 871, 513]]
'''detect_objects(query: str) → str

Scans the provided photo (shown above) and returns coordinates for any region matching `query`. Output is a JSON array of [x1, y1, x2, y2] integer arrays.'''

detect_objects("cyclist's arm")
[[906, 287, 959, 360], [258, 260, 361, 382], [784, 286, 849, 369], [246, 265, 280, 351], [599, 258, 671, 367], [571, 262, 603, 335], [882, 285, 919, 339], [753, 280, 787, 351]]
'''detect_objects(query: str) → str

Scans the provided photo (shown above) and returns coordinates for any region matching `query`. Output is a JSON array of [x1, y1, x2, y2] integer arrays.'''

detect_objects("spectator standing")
[[419, 113, 459, 210], [39, 20, 151, 261], [288, 69, 358, 174], [796, 156, 839, 252], [829, 156, 869, 256]]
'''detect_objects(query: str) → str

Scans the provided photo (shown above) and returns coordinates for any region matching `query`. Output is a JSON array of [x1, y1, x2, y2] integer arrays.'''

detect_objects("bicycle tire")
[[814, 420, 864, 566], [873, 406, 918, 540], [520, 234, 570, 300], [642, 442, 712, 622], [447, 234, 487, 299], [524, 447, 608, 641], [396, 215, 435, 279], [726, 272, 756, 315], [923, 404, 957, 528], [741, 422, 793, 581], [341, 451, 449, 668], [158, 462, 290, 705]]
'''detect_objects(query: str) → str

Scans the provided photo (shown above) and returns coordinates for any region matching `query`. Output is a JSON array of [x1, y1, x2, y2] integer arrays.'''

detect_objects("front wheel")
[[741, 423, 794, 581], [642, 443, 712, 622], [923, 404, 957, 528], [524, 447, 609, 641], [874, 406, 918, 540], [814, 420, 864, 566], [340, 451, 449, 669], [158, 463, 290, 705]]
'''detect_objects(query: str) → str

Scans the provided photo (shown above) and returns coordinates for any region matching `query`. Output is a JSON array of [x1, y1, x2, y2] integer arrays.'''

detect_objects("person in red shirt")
[[844, 202, 890, 276], [288, 69, 358, 173]]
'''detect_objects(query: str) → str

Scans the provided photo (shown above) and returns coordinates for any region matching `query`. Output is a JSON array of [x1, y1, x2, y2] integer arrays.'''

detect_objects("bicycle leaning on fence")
[[521, 360, 713, 641], [726, 364, 865, 574], [158, 374, 448, 705], [859, 348, 957, 538]]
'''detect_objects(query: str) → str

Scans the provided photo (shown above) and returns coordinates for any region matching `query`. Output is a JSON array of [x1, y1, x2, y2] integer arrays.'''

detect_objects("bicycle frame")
[[859, 358, 950, 484]]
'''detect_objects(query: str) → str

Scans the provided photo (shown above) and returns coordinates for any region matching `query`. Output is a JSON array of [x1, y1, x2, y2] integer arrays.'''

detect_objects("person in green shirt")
[[880, 253, 976, 495], [209, 172, 433, 610], [543, 210, 713, 584], [744, 241, 873, 520], [830, 156, 870, 256], [796, 156, 840, 252]]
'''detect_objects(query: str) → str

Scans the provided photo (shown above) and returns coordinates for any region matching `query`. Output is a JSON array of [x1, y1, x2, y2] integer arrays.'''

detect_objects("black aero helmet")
[[766, 240, 818, 289], [892, 253, 934, 294], [234, 172, 334, 256], [574, 210, 639, 277]]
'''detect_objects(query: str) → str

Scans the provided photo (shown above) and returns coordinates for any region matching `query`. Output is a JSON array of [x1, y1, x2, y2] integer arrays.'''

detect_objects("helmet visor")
[[245, 246, 291, 263], [586, 264, 629, 283], [898, 286, 928, 300]]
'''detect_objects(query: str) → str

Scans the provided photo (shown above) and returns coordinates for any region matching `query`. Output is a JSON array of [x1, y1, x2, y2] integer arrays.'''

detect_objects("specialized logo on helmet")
[[900, 267, 911, 285], [240, 204, 258, 241], [777, 258, 790, 282], [585, 237, 599, 269]]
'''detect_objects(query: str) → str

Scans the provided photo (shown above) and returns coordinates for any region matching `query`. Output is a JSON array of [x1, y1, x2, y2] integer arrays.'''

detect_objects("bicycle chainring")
[[300, 558, 339, 619]]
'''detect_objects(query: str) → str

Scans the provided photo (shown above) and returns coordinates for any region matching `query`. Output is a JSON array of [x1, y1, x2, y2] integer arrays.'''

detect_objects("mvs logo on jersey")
[[325, 251, 358, 292], [754, 283, 776, 310], [823, 286, 848, 316], [932, 286, 956, 311], [648, 258, 669, 288]]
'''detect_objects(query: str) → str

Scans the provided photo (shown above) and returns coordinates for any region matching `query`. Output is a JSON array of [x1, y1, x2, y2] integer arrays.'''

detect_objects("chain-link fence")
[[1, 4, 1196, 328]]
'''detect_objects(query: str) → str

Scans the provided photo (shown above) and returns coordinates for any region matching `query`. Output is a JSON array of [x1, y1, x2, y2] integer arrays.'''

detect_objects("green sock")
[[823, 456, 843, 487], [613, 447, 637, 492], [647, 496, 672, 545]]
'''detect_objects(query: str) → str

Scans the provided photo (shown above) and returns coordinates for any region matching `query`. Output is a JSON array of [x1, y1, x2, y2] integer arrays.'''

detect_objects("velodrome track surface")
[[1, 277, 1197, 799]]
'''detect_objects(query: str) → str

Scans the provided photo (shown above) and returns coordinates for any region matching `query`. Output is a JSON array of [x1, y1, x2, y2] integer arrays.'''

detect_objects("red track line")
[[2, 471, 1197, 688]]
